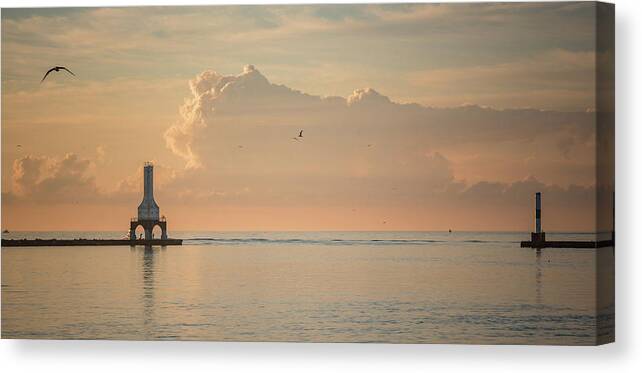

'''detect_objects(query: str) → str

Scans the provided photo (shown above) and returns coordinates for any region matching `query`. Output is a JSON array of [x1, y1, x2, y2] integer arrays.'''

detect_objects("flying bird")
[[41, 66, 75, 83], [292, 129, 304, 141]]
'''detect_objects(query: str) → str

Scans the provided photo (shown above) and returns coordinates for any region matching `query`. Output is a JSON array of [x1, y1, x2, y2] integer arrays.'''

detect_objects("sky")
[[1, 2, 613, 232]]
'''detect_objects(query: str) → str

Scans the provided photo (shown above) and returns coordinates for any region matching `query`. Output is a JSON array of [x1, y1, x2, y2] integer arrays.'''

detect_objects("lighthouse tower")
[[530, 192, 545, 244], [130, 162, 168, 241], [138, 162, 160, 221]]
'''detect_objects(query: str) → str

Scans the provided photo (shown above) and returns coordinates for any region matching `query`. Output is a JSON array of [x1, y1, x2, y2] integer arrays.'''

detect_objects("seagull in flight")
[[41, 66, 75, 83], [292, 130, 304, 141]]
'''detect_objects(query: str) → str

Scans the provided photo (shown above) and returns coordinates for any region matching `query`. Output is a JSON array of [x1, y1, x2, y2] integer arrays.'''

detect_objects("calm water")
[[1, 231, 614, 344]]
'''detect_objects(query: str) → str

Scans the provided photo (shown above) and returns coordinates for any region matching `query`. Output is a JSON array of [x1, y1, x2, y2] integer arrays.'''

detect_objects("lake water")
[[1, 231, 614, 345]]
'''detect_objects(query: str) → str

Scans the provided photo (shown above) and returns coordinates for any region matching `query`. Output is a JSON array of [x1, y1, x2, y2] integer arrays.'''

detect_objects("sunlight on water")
[[1, 231, 614, 344]]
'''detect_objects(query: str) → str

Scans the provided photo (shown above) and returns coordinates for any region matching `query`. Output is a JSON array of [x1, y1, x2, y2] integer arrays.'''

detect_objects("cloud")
[[5, 153, 183, 207], [164, 64, 344, 168], [347, 88, 393, 107], [158, 65, 600, 230], [460, 176, 592, 207], [10, 153, 100, 203], [165, 65, 595, 171]]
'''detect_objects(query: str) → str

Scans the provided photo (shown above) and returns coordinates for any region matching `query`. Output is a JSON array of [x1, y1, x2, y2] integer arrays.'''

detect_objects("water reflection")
[[133, 245, 161, 338], [535, 249, 542, 305]]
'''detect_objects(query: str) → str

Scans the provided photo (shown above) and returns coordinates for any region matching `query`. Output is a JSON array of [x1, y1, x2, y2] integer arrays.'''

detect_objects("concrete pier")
[[520, 239, 613, 249], [2, 238, 182, 247]]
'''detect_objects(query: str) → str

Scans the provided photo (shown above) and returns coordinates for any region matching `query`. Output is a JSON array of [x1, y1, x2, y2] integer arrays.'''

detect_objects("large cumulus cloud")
[[158, 65, 602, 230], [165, 65, 595, 170]]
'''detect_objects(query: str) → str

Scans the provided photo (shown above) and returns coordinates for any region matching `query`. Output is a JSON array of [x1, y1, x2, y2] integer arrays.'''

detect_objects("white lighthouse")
[[137, 162, 160, 221], [130, 162, 168, 241]]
